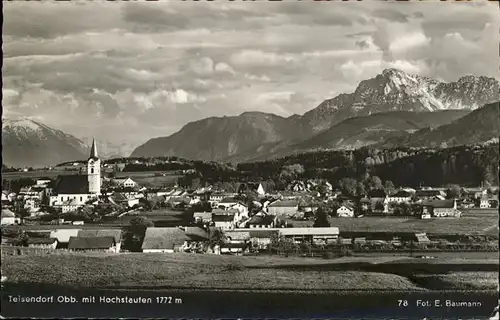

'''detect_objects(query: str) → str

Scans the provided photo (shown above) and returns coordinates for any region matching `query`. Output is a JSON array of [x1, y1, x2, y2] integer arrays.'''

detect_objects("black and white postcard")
[[1, 0, 499, 319]]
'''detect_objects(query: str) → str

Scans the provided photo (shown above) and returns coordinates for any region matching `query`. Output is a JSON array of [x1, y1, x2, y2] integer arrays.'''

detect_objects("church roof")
[[54, 175, 89, 194], [89, 138, 99, 160]]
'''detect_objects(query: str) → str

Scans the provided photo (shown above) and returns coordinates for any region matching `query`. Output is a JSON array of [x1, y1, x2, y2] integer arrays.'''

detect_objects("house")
[[387, 190, 412, 204], [26, 238, 58, 249], [247, 214, 277, 229], [367, 189, 389, 213], [49, 229, 81, 248], [193, 211, 212, 223], [421, 199, 461, 218], [1, 209, 18, 225], [248, 229, 277, 249], [1, 191, 10, 205], [267, 200, 299, 216], [61, 198, 81, 213], [217, 197, 239, 210], [77, 229, 122, 252], [212, 213, 236, 230], [289, 181, 306, 192], [208, 192, 225, 207], [479, 195, 491, 208], [220, 241, 249, 255], [68, 236, 117, 252], [336, 204, 355, 218], [141, 227, 191, 253], [415, 189, 447, 200], [228, 203, 249, 218], [111, 177, 137, 188], [36, 179, 52, 186], [279, 227, 339, 245], [238, 182, 266, 197]]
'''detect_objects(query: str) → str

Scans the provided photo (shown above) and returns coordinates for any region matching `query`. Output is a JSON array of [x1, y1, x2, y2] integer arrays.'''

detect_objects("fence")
[[0, 245, 115, 256]]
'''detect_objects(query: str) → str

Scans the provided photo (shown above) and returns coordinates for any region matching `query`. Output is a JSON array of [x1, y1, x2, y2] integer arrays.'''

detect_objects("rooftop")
[[268, 200, 299, 207], [141, 227, 190, 250], [54, 175, 89, 195], [68, 236, 115, 249]]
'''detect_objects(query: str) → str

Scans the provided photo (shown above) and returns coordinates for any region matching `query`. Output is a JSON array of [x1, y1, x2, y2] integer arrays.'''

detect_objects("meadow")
[[2, 253, 498, 291], [286, 213, 499, 235]]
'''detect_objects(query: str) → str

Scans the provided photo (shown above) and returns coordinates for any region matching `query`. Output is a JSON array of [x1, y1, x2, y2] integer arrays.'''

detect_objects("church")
[[49, 139, 102, 212]]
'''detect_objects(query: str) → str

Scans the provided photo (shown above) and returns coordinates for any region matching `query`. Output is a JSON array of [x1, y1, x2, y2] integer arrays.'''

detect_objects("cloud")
[[372, 9, 409, 23], [3, 1, 499, 144]]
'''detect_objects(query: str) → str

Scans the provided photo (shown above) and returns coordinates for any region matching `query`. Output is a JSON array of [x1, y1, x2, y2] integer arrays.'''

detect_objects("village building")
[[247, 214, 277, 229], [415, 189, 447, 200], [238, 182, 266, 197], [421, 199, 461, 218], [212, 212, 236, 230], [337, 204, 355, 218], [68, 236, 117, 252], [479, 195, 491, 208], [1, 208, 19, 225], [220, 242, 249, 255], [279, 227, 339, 245], [217, 197, 240, 210], [26, 238, 59, 249], [49, 229, 81, 248], [141, 227, 207, 253], [367, 189, 389, 213], [193, 211, 213, 223], [387, 190, 412, 204], [49, 139, 101, 209], [267, 199, 299, 216], [111, 177, 138, 189], [77, 229, 122, 252]]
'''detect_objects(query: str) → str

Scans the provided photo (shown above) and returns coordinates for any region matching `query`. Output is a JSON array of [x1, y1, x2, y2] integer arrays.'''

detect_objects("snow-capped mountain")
[[301, 68, 500, 132], [2, 118, 89, 168], [131, 69, 499, 162]]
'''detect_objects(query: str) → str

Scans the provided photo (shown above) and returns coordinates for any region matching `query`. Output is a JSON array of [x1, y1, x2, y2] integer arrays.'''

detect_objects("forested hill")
[[116, 144, 499, 189], [235, 143, 499, 188]]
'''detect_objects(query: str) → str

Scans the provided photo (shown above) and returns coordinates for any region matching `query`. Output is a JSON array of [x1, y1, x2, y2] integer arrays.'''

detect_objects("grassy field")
[[1, 254, 421, 290], [412, 272, 499, 290], [286, 214, 498, 234], [2, 253, 498, 291]]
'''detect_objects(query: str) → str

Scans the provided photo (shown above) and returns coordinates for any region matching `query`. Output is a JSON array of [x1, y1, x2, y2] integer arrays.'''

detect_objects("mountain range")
[[3, 69, 499, 167], [1, 118, 89, 168], [131, 69, 500, 162]]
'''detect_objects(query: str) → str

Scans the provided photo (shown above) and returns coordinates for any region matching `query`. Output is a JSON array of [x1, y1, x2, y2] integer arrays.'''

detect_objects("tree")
[[313, 207, 330, 227], [279, 164, 305, 184], [338, 178, 357, 197], [367, 176, 383, 191], [447, 184, 461, 199], [355, 182, 366, 197], [384, 180, 396, 195], [122, 217, 154, 252], [374, 201, 385, 212]]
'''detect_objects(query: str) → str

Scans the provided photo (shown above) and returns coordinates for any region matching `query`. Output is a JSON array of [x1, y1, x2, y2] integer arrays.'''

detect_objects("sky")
[[3, 0, 499, 146]]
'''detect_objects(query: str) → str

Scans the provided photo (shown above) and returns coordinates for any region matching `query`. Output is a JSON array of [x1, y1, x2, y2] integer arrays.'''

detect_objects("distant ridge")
[[131, 69, 499, 162], [2, 118, 89, 167]]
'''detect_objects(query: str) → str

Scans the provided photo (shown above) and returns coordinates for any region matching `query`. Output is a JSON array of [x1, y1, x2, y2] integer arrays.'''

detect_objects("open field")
[[1, 254, 421, 290], [2, 253, 498, 291], [1, 170, 74, 180], [286, 214, 499, 235], [411, 272, 499, 290]]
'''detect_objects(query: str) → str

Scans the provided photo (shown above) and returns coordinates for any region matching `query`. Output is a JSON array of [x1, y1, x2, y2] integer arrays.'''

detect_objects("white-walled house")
[[337, 205, 355, 218], [387, 190, 412, 204], [1, 209, 19, 225]]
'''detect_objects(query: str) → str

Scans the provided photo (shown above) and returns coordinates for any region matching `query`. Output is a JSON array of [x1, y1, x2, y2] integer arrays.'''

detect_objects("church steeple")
[[89, 137, 99, 160]]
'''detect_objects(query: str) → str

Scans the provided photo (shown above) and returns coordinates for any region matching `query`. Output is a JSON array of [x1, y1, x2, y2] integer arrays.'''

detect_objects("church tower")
[[87, 138, 101, 194]]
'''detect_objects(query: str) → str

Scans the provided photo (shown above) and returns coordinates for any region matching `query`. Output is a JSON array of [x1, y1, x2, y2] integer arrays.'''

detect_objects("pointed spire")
[[89, 137, 98, 159]]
